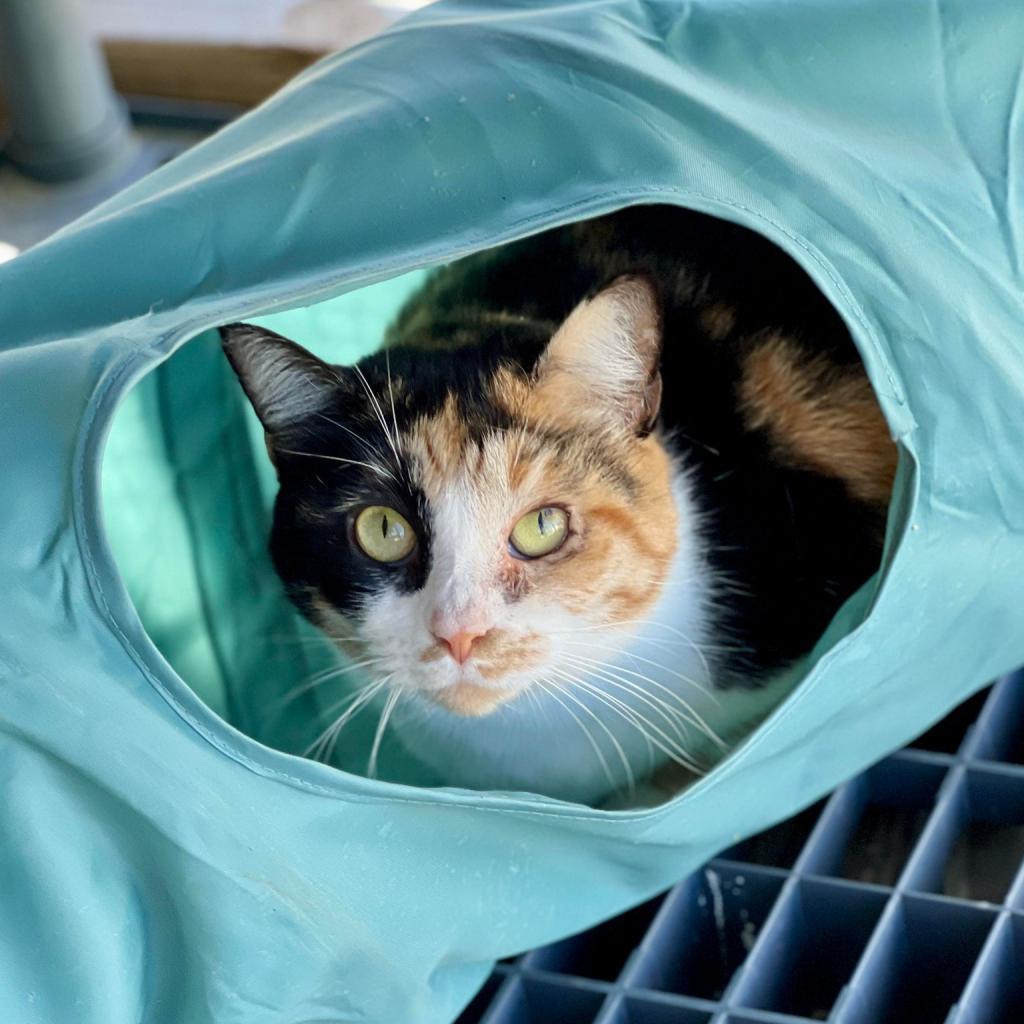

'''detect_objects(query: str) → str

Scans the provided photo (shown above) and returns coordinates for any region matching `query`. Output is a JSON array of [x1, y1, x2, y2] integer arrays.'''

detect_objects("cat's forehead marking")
[[406, 397, 631, 517], [489, 364, 641, 498], [412, 394, 467, 487], [406, 397, 525, 525], [403, 390, 679, 603]]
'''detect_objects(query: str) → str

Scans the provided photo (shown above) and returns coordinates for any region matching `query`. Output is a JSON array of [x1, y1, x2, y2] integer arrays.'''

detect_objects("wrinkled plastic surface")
[[0, 1, 1022, 1021]]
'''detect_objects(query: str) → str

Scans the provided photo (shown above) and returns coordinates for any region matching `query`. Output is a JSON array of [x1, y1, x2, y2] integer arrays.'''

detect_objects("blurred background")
[[0, 0, 433, 258]]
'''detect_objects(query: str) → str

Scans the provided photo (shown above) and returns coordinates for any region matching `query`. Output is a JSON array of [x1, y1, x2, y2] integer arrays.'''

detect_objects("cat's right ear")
[[219, 323, 338, 445], [532, 276, 663, 436]]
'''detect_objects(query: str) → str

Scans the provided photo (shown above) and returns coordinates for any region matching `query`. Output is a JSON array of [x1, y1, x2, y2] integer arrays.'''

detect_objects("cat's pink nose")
[[435, 628, 488, 665]]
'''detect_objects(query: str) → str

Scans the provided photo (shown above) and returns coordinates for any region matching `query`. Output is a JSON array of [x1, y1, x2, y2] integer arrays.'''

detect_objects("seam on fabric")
[[103, 184, 902, 404]]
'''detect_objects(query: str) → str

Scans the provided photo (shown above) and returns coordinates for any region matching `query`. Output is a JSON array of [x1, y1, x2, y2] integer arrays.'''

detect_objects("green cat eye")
[[354, 506, 417, 563], [509, 506, 569, 559]]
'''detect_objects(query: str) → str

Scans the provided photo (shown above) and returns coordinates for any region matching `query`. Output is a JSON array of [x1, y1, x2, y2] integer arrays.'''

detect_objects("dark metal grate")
[[458, 671, 1024, 1024]]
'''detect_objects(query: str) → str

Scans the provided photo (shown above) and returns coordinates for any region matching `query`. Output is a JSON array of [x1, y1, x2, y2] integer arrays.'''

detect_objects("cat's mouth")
[[414, 629, 549, 716], [427, 681, 517, 717]]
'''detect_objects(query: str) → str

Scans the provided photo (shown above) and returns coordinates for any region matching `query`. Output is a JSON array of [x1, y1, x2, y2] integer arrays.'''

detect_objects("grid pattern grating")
[[457, 671, 1024, 1024]]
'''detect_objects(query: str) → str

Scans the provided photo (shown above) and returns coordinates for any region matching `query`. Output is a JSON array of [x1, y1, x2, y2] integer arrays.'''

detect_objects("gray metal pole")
[[0, 0, 133, 182]]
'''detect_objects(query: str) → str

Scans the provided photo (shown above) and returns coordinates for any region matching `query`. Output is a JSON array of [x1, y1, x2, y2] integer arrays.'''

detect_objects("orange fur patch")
[[430, 682, 515, 716], [700, 303, 737, 341], [537, 438, 678, 622], [475, 630, 545, 679], [587, 502, 667, 564], [408, 395, 469, 494], [418, 644, 446, 664], [739, 334, 897, 507], [489, 364, 531, 416]]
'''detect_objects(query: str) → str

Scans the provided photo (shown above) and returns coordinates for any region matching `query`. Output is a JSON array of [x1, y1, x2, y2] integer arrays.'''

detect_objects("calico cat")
[[220, 204, 896, 805]]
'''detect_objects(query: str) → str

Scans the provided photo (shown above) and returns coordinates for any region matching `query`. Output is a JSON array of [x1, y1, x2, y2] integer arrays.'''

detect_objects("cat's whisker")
[[552, 617, 748, 680], [367, 685, 402, 779], [556, 656, 699, 746], [618, 644, 719, 704], [384, 350, 401, 449], [536, 679, 622, 798], [306, 694, 363, 763], [552, 667, 707, 775], [324, 676, 393, 766], [303, 655, 385, 682], [317, 365, 402, 476], [558, 650, 728, 750], [524, 683, 550, 724], [276, 446, 398, 483], [267, 625, 362, 646], [626, 635, 723, 677], [520, 684, 539, 718], [304, 677, 389, 763], [558, 629, 722, 667], [569, 682, 648, 795], [668, 427, 721, 458], [554, 628, 720, 687], [712, 578, 756, 597], [350, 362, 403, 470], [549, 665, 660, 763], [551, 668, 701, 777], [267, 634, 341, 647], [581, 687, 707, 776], [269, 657, 388, 713], [559, 640, 723, 705], [312, 410, 393, 465], [608, 618, 716, 648], [546, 621, 654, 638], [546, 673, 642, 789]]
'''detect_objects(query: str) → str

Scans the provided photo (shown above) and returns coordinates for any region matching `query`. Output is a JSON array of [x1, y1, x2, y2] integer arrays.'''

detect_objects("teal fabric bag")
[[1, 1, 1022, 1021]]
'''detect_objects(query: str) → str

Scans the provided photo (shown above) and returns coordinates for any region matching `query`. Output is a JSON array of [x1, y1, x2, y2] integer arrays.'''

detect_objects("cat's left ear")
[[534, 275, 663, 435], [219, 323, 339, 442]]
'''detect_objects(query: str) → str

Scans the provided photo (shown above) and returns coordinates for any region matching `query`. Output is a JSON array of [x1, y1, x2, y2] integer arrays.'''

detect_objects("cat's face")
[[222, 278, 692, 717]]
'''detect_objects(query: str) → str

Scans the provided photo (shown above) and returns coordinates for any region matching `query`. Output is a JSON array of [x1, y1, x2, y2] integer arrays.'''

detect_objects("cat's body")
[[222, 204, 896, 805]]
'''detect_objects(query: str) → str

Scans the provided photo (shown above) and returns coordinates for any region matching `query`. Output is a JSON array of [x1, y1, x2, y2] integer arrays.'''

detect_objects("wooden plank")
[[0, 39, 324, 129], [104, 40, 325, 108]]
